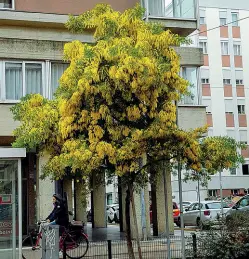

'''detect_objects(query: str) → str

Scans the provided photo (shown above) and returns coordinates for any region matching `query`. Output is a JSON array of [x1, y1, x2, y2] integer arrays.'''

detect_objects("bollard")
[[42, 225, 60, 259], [107, 240, 112, 259], [192, 233, 197, 259]]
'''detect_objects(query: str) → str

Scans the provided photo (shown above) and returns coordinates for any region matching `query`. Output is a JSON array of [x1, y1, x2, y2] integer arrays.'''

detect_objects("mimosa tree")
[[11, 4, 242, 259]]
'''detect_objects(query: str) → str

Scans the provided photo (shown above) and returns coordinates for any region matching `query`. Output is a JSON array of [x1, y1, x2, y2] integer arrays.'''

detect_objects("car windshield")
[[206, 202, 230, 209]]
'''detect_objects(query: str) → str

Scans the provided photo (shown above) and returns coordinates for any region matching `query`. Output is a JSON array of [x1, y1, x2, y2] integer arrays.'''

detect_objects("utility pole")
[[176, 101, 185, 259], [163, 162, 171, 259], [219, 171, 224, 217]]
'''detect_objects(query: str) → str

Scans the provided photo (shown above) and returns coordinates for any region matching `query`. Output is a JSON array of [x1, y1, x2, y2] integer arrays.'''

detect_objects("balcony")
[[142, 0, 198, 36]]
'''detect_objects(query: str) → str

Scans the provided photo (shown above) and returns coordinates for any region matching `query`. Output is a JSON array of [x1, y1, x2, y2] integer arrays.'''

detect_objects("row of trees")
[[11, 4, 244, 258]]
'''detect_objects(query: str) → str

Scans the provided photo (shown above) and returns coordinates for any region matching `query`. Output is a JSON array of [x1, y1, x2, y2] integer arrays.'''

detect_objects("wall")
[[0, 104, 20, 136], [15, 0, 138, 15]]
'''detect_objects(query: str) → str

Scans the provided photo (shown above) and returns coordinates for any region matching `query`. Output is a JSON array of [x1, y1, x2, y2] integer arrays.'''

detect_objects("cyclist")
[[46, 194, 69, 228]]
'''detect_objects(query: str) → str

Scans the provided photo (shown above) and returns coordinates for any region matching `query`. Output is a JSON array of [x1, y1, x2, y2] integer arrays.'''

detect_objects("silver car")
[[183, 201, 230, 228]]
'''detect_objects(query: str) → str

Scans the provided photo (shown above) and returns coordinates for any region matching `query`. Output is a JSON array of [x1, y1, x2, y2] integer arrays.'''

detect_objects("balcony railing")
[[142, 0, 197, 19]]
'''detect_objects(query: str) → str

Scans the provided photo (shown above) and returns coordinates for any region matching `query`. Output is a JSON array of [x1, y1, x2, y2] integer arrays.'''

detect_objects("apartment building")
[[172, 0, 249, 202], [0, 0, 204, 256]]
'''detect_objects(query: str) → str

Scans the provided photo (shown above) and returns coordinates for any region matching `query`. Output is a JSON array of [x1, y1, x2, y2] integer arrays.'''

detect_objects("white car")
[[107, 204, 119, 223], [183, 201, 230, 229]]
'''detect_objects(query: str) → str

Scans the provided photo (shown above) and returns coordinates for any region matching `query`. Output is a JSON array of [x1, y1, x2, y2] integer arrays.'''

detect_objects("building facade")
[[172, 0, 249, 202]]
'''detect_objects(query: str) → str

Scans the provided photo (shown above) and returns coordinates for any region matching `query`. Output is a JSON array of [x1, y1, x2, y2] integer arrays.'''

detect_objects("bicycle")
[[22, 220, 89, 259]]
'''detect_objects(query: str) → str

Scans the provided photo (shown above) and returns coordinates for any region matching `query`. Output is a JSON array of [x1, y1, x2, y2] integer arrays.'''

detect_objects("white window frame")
[[238, 105, 245, 114], [221, 41, 229, 55], [0, 60, 45, 103], [233, 43, 241, 56], [199, 41, 208, 54], [232, 12, 239, 26], [0, 0, 15, 10], [201, 78, 209, 84]]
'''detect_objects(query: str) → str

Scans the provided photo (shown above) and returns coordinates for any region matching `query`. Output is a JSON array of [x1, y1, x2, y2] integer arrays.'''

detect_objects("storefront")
[[0, 148, 26, 259]]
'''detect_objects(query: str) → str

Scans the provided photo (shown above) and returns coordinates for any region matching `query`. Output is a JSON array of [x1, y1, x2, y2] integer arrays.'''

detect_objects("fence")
[[70, 235, 195, 259]]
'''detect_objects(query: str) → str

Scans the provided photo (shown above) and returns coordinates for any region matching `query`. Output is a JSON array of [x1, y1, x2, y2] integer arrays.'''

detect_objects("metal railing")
[[73, 236, 194, 259]]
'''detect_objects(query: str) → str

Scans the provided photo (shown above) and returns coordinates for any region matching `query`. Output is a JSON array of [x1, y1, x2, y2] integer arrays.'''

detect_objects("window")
[[237, 196, 249, 208], [200, 17, 206, 25], [238, 105, 245, 114], [242, 164, 249, 175], [201, 78, 209, 84], [221, 42, 229, 55], [232, 13, 239, 26], [181, 67, 198, 105], [199, 41, 208, 54], [230, 168, 236, 175], [233, 44, 241, 56], [51, 63, 69, 97], [199, 9, 206, 25], [205, 202, 230, 209], [0, 0, 12, 9], [106, 193, 113, 205], [208, 190, 218, 197], [220, 18, 227, 26], [236, 79, 243, 85], [223, 79, 231, 84], [231, 189, 239, 195], [4, 62, 43, 100]]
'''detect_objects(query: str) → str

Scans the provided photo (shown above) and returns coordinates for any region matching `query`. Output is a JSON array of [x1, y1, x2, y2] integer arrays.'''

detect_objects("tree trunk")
[[125, 184, 135, 259], [131, 190, 143, 259]]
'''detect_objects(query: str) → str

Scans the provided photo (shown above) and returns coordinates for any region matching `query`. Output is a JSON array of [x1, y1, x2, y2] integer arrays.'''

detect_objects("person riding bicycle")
[[46, 194, 69, 228]]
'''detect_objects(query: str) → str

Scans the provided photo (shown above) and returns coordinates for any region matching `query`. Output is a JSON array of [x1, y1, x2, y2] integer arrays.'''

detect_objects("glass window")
[[238, 196, 249, 207], [0, 0, 12, 9], [5, 62, 23, 100], [232, 13, 239, 26], [242, 164, 249, 175], [206, 202, 230, 209], [223, 79, 231, 84], [200, 17, 206, 25], [230, 168, 236, 175], [51, 63, 69, 97], [181, 67, 198, 105], [201, 78, 209, 84], [236, 79, 243, 85], [199, 41, 208, 54], [221, 42, 229, 55], [4, 62, 43, 101], [233, 44, 241, 56], [238, 105, 245, 114], [25, 63, 42, 95], [220, 18, 227, 26]]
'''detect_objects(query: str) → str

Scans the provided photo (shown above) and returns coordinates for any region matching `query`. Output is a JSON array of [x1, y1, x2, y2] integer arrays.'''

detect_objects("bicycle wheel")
[[64, 231, 89, 259], [22, 235, 41, 259]]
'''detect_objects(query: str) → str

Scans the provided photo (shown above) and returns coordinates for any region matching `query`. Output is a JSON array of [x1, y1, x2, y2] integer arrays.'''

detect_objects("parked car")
[[173, 202, 180, 227], [107, 204, 119, 223], [149, 202, 180, 226], [226, 194, 249, 218], [182, 201, 230, 229]]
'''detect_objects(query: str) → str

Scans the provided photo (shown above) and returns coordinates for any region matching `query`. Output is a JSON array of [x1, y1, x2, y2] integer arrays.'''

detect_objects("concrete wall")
[[0, 104, 20, 136], [178, 105, 207, 131], [15, 0, 138, 15]]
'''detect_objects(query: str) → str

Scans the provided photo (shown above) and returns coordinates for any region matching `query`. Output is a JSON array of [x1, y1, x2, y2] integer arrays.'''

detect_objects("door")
[[183, 203, 197, 225], [0, 160, 18, 259]]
